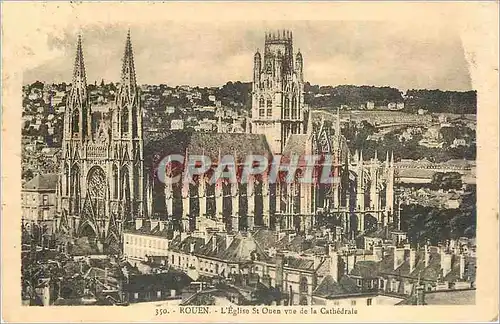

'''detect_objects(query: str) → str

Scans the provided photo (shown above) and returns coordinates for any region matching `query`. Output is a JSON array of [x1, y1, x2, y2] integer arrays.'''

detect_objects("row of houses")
[[123, 219, 476, 306]]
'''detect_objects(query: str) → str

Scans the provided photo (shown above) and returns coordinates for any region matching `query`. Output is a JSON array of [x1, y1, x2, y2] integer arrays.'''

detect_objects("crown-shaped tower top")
[[265, 29, 293, 43]]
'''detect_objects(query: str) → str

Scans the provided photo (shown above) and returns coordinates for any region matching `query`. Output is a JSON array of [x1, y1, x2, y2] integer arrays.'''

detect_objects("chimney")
[[159, 221, 166, 231], [373, 246, 383, 262], [42, 281, 51, 306], [449, 239, 456, 251], [459, 254, 466, 280], [409, 249, 417, 273], [328, 243, 336, 255], [393, 248, 405, 271], [275, 253, 285, 291], [441, 252, 453, 278], [150, 219, 159, 230], [135, 218, 143, 230], [327, 231, 333, 243], [226, 234, 234, 250], [416, 283, 426, 305], [347, 253, 356, 274], [335, 226, 342, 240], [330, 251, 340, 282], [212, 235, 217, 252], [190, 242, 196, 254], [313, 255, 323, 270], [424, 245, 430, 267]]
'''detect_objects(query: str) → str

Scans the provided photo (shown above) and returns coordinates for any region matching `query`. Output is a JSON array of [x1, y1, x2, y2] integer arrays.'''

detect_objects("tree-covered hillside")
[[404, 89, 477, 114], [216, 82, 476, 114]]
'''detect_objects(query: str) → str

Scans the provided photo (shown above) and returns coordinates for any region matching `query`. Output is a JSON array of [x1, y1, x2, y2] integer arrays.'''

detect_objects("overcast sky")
[[23, 21, 473, 91]]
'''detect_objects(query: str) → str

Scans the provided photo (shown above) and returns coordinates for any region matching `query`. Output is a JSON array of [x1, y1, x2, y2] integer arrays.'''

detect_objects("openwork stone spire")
[[115, 30, 141, 139], [66, 34, 91, 140], [120, 29, 137, 96], [71, 34, 88, 102]]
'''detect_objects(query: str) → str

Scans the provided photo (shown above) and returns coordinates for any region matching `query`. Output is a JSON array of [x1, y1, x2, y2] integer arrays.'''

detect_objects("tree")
[[404, 89, 477, 114], [22, 169, 34, 182], [430, 172, 462, 191], [30, 81, 45, 90], [450, 186, 476, 238], [401, 187, 476, 245]]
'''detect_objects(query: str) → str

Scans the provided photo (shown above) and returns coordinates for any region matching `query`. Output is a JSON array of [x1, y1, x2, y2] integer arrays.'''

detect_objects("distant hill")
[[304, 83, 404, 109], [404, 89, 477, 114], [217, 82, 476, 115]]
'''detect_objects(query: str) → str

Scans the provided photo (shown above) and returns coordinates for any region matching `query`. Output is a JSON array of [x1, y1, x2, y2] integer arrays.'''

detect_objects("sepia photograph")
[[2, 2, 498, 322]]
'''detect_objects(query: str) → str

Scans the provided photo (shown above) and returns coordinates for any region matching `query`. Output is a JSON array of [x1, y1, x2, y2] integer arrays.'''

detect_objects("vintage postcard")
[[1, 1, 498, 322]]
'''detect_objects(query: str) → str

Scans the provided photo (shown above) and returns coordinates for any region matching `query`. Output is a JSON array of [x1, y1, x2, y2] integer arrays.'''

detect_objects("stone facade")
[[250, 30, 306, 154], [57, 32, 144, 252]]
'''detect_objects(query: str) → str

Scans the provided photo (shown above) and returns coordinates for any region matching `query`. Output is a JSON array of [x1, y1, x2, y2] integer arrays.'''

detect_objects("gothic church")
[[55, 30, 397, 253], [57, 32, 144, 252]]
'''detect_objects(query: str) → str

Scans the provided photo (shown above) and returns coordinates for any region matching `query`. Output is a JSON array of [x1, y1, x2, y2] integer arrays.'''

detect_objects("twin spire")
[[71, 30, 137, 93]]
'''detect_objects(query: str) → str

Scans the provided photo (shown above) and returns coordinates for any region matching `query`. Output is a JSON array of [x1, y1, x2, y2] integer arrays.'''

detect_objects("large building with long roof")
[[55, 30, 397, 255]]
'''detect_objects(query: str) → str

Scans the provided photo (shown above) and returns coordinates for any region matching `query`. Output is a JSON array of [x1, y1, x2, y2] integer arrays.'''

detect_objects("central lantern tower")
[[250, 30, 306, 154]]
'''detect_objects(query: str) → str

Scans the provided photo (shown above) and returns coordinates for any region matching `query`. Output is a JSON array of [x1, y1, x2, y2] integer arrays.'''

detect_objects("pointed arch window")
[[87, 166, 107, 220], [266, 98, 272, 117], [259, 97, 265, 117], [291, 95, 297, 119], [71, 165, 81, 214], [121, 107, 129, 134], [284, 97, 290, 119], [299, 276, 308, 293], [121, 166, 130, 201], [121, 165, 132, 220], [112, 165, 119, 199], [64, 164, 70, 195], [72, 108, 80, 134]]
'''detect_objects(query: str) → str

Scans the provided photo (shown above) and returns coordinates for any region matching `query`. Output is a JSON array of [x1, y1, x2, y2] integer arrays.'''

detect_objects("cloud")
[[23, 21, 472, 91]]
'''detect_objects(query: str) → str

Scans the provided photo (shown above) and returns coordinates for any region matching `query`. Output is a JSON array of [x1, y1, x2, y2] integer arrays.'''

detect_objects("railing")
[[86, 144, 108, 158]]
